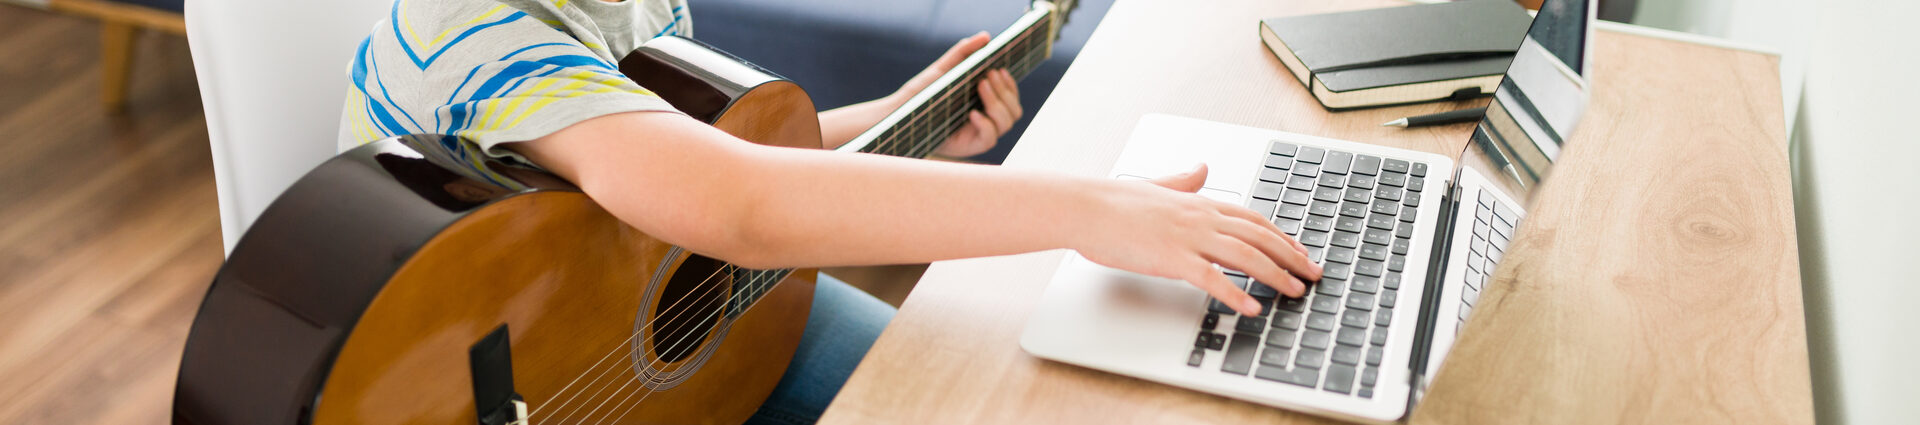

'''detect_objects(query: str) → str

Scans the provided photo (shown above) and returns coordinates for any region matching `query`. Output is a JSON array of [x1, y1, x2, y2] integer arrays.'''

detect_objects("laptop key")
[[1317, 174, 1346, 189], [1306, 245, 1326, 263], [1349, 174, 1376, 190], [1392, 238, 1410, 255], [1292, 163, 1321, 178], [1260, 167, 1289, 183], [1274, 217, 1303, 235], [1363, 229, 1393, 246], [1297, 147, 1327, 164], [1341, 309, 1371, 328], [1308, 201, 1339, 217], [1370, 328, 1389, 346], [1336, 327, 1366, 347], [1208, 298, 1236, 315], [1340, 201, 1370, 219], [1281, 189, 1313, 206], [1379, 289, 1397, 308], [1294, 348, 1327, 369], [1263, 154, 1293, 170], [1326, 247, 1356, 264], [1273, 311, 1305, 331], [1410, 162, 1428, 177], [1259, 347, 1291, 366], [1265, 329, 1298, 348], [1346, 293, 1375, 311], [1278, 295, 1309, 312], [1464, 286, 1480, 306], [1301, 330, 1331, 350], [1376, 308, 1394, 327], [1403, 191, 1422, 207], [1374, 185, 1405, 202], [1323, 151, 1353, 174], [1344, 187, 1371, 203], [1324, 364, 1357, 394], [1383, 273, 1402, 290], [1277, 203, 1307, 221], [1322, 262, 1351, 280], [1408, 176, 1425, 192], [1188, 348, 1205, 367], [1221, 333, 1259, 375], [1310, 296, 1342, 315], [1331, 345, 1362, 366], [1252, 181, 1284, 201], [1370, 199, 1399, 215], [1257, 365, 1318, 388], [1236, 316, 1268, 333], [1249, 199, 1279, 220], [1330, 231, 1361, 249], [1315, 278, 1347, 297], [1248, 280, 1279, 299], [1299, 230, 1330, 247], [1306, 312, 1338, 331], [1313, 187, 1343, 203], [1358, 387, 1374, 399], [1202, 313, 1220, 329], [1352, 155, 1382, 176], [1195, 332, 1211, 348], [1359, 243, 1389, 261], [1382, 158, 1410, 174], [1366, 214, 1397, 231], [1269, 141, 1299, 156], [1388, 256, 1405, 273], [1334, 217, 1366, 234], [1395, 223, 1414, 239], [1355, 260, 1384, 277], [1366, 347, 1384, 367], [1286, 175, 1316, 191], [1379, 172, 1407, 188], [1207, 332, 1227, 350], [1400, 205, 1418, 223], [1304, 215, 1334, 233], [1349, 277, 1380, 294]]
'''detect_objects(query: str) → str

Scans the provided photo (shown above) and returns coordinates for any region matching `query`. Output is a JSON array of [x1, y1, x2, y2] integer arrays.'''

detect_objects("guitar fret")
[[868, 10, 1055, 159]]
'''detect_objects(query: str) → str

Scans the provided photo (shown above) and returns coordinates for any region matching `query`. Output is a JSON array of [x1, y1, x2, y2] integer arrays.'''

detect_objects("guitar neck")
[[836, 4, 1062, 158]]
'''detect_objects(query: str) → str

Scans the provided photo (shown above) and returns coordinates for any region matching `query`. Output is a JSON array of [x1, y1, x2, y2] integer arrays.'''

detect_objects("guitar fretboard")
[[837, 7, 1058, 159]]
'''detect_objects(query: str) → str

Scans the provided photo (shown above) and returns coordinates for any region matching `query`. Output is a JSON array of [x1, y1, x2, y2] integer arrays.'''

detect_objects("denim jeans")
[[744, 273, 895, 425]]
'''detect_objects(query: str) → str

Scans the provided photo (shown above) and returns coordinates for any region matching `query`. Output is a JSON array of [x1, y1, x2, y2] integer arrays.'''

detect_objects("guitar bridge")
[[470, 324, 530, 425]]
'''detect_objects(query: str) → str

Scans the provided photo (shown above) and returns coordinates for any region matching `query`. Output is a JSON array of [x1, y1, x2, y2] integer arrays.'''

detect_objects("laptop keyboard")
[[1458, 189, 1520, 330], [1188, 140, 1427, 399]]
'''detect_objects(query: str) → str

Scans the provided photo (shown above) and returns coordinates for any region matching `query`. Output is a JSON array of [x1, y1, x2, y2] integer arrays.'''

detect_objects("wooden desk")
[[818, 0, 1812, 423]]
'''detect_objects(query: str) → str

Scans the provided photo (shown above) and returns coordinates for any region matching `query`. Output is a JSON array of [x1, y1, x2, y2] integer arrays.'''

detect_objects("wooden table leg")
[[100, 19, 134, 113]]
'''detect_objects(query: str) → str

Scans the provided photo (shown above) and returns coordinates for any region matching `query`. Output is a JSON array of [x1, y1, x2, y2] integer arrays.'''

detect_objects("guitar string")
[[543, 266, 770, 423], [867, 24, 1040, 158], [592, 267, 809, 425], [581, 31, 1057, 425], [531, 262, 738, 418], [898, 29, 1045, 159], [557, 268, 789, 423], [539, 16, 1057, 422], [548, 266, 794, 423]]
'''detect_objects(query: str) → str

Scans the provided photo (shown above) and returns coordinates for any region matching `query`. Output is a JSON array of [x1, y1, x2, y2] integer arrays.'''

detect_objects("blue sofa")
[[694, 0, 1114, 163]]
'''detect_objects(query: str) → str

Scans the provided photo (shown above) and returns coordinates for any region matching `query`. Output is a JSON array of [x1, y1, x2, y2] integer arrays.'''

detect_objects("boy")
[[341, 1, 1319, 423]]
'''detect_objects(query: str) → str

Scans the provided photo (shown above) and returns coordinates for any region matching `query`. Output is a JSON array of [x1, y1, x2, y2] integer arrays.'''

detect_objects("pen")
[[1381, 107, 1488, 128]]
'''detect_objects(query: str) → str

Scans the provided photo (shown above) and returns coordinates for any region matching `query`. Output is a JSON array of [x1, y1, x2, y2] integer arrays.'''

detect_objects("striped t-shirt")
[[337, 0, 690, 160]]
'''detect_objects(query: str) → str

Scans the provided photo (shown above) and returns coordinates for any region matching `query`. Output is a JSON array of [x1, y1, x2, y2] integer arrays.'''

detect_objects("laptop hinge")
[[1405, 181, 1464, 410]]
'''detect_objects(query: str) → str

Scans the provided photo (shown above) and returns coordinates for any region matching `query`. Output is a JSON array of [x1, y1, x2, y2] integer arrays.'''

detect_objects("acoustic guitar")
[[171, 1, 1076, 424]]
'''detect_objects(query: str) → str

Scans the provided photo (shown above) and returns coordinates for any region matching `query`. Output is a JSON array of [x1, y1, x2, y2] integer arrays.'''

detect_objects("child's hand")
[[1073, 164, 1321, 316]]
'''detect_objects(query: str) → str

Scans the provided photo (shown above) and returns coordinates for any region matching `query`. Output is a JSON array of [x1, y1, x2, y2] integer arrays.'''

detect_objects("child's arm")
[[512, 110, 1319, 316]]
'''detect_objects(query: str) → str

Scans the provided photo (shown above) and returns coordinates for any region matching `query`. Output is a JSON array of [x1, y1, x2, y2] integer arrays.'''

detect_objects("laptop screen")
[[1456, 0, 1593, 207]]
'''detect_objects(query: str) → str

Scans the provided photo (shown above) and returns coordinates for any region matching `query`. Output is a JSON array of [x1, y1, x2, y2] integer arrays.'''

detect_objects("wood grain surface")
[[817, 0, 1810, 424]]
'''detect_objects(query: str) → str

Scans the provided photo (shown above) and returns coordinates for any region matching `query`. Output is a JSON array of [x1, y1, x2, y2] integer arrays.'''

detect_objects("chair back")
[[185, 0, 390, 253]]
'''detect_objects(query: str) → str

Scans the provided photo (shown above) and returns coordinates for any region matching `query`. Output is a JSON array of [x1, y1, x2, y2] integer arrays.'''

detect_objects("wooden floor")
[[0, 6, 216, 424], [0, 6, 923, 423]]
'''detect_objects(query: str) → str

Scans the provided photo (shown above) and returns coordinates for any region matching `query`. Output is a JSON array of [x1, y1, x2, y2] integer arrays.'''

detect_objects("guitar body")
[[175, 1, 1078, 422], [174, 37, 820, 425]]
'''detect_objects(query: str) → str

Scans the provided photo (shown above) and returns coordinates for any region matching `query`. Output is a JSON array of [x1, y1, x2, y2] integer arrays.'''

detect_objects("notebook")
[[1259, 1, 1532, 110]]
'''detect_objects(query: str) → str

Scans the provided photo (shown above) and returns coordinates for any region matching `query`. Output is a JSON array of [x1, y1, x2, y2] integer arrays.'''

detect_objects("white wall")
[[1629, 0, 1918, 423], [1789, 0, 1920, 422]]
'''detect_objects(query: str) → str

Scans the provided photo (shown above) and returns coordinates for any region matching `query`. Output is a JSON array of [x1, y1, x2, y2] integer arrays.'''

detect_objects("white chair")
[[184, 0, 390, 254]]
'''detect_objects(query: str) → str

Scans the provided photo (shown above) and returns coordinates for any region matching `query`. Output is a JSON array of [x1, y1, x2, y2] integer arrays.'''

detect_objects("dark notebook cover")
[[1264, 1, 1531, 73]]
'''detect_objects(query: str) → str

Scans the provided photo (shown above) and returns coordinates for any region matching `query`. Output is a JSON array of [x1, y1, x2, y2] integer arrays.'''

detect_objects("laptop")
[[1018, 0, 1595, 422]]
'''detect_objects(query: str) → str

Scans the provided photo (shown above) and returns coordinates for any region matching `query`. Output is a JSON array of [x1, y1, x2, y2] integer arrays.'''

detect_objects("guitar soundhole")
[[650, 254, 729, 363]]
